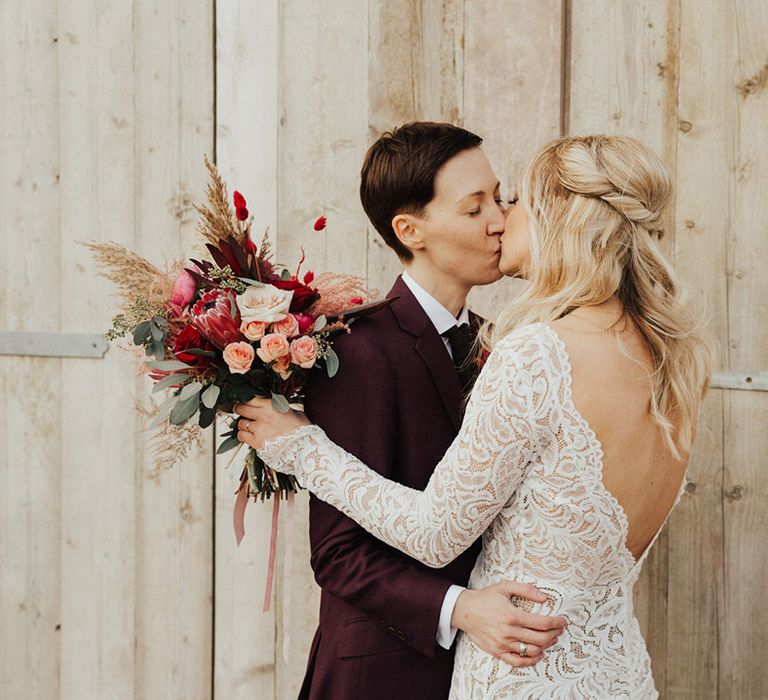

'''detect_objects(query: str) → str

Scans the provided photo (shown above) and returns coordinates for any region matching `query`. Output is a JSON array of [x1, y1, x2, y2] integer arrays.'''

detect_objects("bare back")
[[551, 310, 689, 561]]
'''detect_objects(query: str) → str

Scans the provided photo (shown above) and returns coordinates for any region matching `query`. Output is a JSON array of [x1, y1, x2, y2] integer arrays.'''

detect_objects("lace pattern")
[[259, 322, 685, 699]]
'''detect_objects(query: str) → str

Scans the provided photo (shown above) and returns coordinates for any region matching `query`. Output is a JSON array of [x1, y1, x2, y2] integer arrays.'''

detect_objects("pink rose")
[[256, 333, 290, 363], [289, 336, 317, 369], [240, 320, 267, 341], [271, 313, 300, 338], [171, 265, 199, 307], [223, 341, 255, 374]]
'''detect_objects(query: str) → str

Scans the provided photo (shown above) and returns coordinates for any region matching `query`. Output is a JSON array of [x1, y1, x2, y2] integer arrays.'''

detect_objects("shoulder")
[[491, 322, 557, 362]]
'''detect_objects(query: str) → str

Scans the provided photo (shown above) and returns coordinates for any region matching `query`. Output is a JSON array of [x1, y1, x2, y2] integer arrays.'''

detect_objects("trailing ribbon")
[[263, 495, 280, 612], [282, 490, 295, 662]]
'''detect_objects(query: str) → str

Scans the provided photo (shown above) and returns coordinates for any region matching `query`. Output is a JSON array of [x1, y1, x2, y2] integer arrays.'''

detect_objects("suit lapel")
[[388, 277, 463, 432]]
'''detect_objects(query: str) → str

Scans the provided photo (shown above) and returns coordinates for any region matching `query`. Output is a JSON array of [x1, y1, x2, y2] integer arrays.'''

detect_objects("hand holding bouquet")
[[85, 158, 389, 503]]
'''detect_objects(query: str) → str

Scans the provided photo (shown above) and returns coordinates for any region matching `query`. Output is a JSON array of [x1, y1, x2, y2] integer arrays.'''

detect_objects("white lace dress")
[[258, 322, 685, 699]]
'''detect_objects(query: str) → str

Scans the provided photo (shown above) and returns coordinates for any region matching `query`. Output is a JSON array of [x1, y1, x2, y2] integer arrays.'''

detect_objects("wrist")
[[451, 588, 477, 632]]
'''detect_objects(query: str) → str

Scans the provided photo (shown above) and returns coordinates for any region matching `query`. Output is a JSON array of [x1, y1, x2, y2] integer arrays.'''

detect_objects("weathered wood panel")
[[130, 1, 215, 698], [56, 2, 138, 696], [464, 0, 563, 317], [365, 0, 465, 296], [668, 0, 733, 695], [213, 2, 279, 698], [719, 2, 768, 697], [0, 2, 63, 699]]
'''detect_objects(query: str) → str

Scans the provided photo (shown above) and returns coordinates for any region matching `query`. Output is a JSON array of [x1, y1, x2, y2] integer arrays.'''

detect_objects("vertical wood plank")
[[56, 3, 137, 698], [275, 1, 369, 696], [667, 0, 735, 695], [464, 0, 563, 318], [566, 2, 681, 691], [366, 0, 464, 296], [213, 2, 279, 699], [720, 2, 768, 697], [0, 2, 62, 698], [131, 1, 215, 698]]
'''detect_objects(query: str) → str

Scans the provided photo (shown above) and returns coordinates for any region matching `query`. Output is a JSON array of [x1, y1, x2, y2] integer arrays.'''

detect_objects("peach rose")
[[256, 333, 291, 363], [240, 320, 267, 341], [271, 313, 300, 338], [223, 341, 255, 374], [290, 336, 317, 369], [272, 355, 292, 379], [236, 284, 293, 323]]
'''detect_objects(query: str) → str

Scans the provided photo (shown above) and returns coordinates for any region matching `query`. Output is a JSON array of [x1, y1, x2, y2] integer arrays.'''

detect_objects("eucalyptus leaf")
[[237, 277, 264, 287], [179, 381, 203, 401], [148, 397, 176, 428], [169, 394, 200, 425], [313, 315, 327, 332], [199, 406, 215, 429], [150, 323, 165, 342], [133, 321, 151, 346], [280, 268, 292, 281], [325, 347, 339, 378], [150, 338, 165, 359], [271, 393, 290, 414], [216, 436, 242, 454], [176, 348, 216, 358], [201, 384, 220, 409], [145, 359, 193, 371], [151, 373, 187, 393], [152, 315, 169, 328]]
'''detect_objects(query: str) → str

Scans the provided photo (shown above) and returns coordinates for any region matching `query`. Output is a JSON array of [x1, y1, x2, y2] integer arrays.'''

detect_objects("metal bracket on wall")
[[710, 371, 768, 392], [0, 331, 108, 359]]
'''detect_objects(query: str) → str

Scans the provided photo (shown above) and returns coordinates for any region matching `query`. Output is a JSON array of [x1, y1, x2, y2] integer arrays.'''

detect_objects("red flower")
[[294, 313, 316, 335], [313, 215, 327, 231], [271, 277, 320, 313], [236, 206, 249, 221], [233, 191, 247, 209], [303, 270, 315, 284], [190, 289, 245, 349], [349, 296, 364, 305], [173, 324, 216, 367]]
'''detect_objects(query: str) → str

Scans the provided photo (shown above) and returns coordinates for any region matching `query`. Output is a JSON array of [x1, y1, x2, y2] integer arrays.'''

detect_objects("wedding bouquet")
[[85, 158, 388, 503]]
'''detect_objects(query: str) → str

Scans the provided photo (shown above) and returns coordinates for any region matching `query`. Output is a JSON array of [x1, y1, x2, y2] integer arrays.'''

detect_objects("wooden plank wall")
[[1, 1, 765, 698]]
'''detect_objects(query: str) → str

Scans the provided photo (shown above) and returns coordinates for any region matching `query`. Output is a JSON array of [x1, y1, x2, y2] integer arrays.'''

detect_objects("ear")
[[391, 213, 426, 253]]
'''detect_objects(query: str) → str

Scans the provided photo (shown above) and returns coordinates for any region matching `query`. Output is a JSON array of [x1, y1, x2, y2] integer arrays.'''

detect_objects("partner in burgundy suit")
[[298, 276, 481, 699], [287, 123, 564, 699]]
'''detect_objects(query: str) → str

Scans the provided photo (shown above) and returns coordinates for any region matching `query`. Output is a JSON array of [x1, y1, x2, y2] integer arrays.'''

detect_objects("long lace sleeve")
[[258, 323, 552, 567]]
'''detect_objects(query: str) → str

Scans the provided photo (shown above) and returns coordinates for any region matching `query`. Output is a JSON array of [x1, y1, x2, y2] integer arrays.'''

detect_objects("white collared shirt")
[[400, 270, 467, 650], [401, 271, 470, 360]]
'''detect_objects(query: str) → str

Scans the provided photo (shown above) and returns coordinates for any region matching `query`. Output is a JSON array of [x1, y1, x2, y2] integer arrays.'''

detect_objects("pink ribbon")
[[282, 490, 295, 662], [263, 495, 280, 612]]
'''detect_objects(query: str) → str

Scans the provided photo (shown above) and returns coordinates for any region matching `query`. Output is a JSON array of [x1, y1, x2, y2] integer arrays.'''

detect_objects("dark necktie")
[[442, 323, 479, 394]]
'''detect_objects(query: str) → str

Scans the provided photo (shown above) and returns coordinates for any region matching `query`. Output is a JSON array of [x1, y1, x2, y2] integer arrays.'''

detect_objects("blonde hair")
[[486, 135, 712, 459]]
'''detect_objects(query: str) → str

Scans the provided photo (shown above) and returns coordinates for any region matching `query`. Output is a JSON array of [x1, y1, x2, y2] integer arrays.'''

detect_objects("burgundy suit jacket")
[[297, 276, 482, 700]]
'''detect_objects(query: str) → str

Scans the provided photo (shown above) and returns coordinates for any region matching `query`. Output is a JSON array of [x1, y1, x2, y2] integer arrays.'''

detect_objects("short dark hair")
[[359, 122, 483, 260]]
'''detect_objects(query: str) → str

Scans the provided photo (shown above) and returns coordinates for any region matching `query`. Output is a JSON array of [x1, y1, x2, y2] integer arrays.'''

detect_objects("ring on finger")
[[519, 641, 528, 657]]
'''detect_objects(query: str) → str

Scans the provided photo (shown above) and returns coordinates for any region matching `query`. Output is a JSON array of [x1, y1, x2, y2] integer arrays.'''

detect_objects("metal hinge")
[[0, 332, 108, 359]]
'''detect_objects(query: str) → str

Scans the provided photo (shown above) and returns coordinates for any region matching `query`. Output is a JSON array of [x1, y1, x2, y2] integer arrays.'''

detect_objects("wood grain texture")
[[0, 2, 63, 699], [131, 1, 214, 698], [213, 2, 279, 699], [464, 0, 563, 319], [366, 0, 465, 296], [719, 2, 768, 697], [667, 0, 735, 695]]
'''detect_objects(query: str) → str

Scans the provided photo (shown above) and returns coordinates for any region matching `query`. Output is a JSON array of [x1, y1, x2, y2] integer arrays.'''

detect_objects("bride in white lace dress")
[[236, 136, 712, 699]]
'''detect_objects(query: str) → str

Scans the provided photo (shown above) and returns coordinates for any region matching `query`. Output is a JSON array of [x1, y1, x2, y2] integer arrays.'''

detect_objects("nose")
[[487, 206, 505, 236]]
